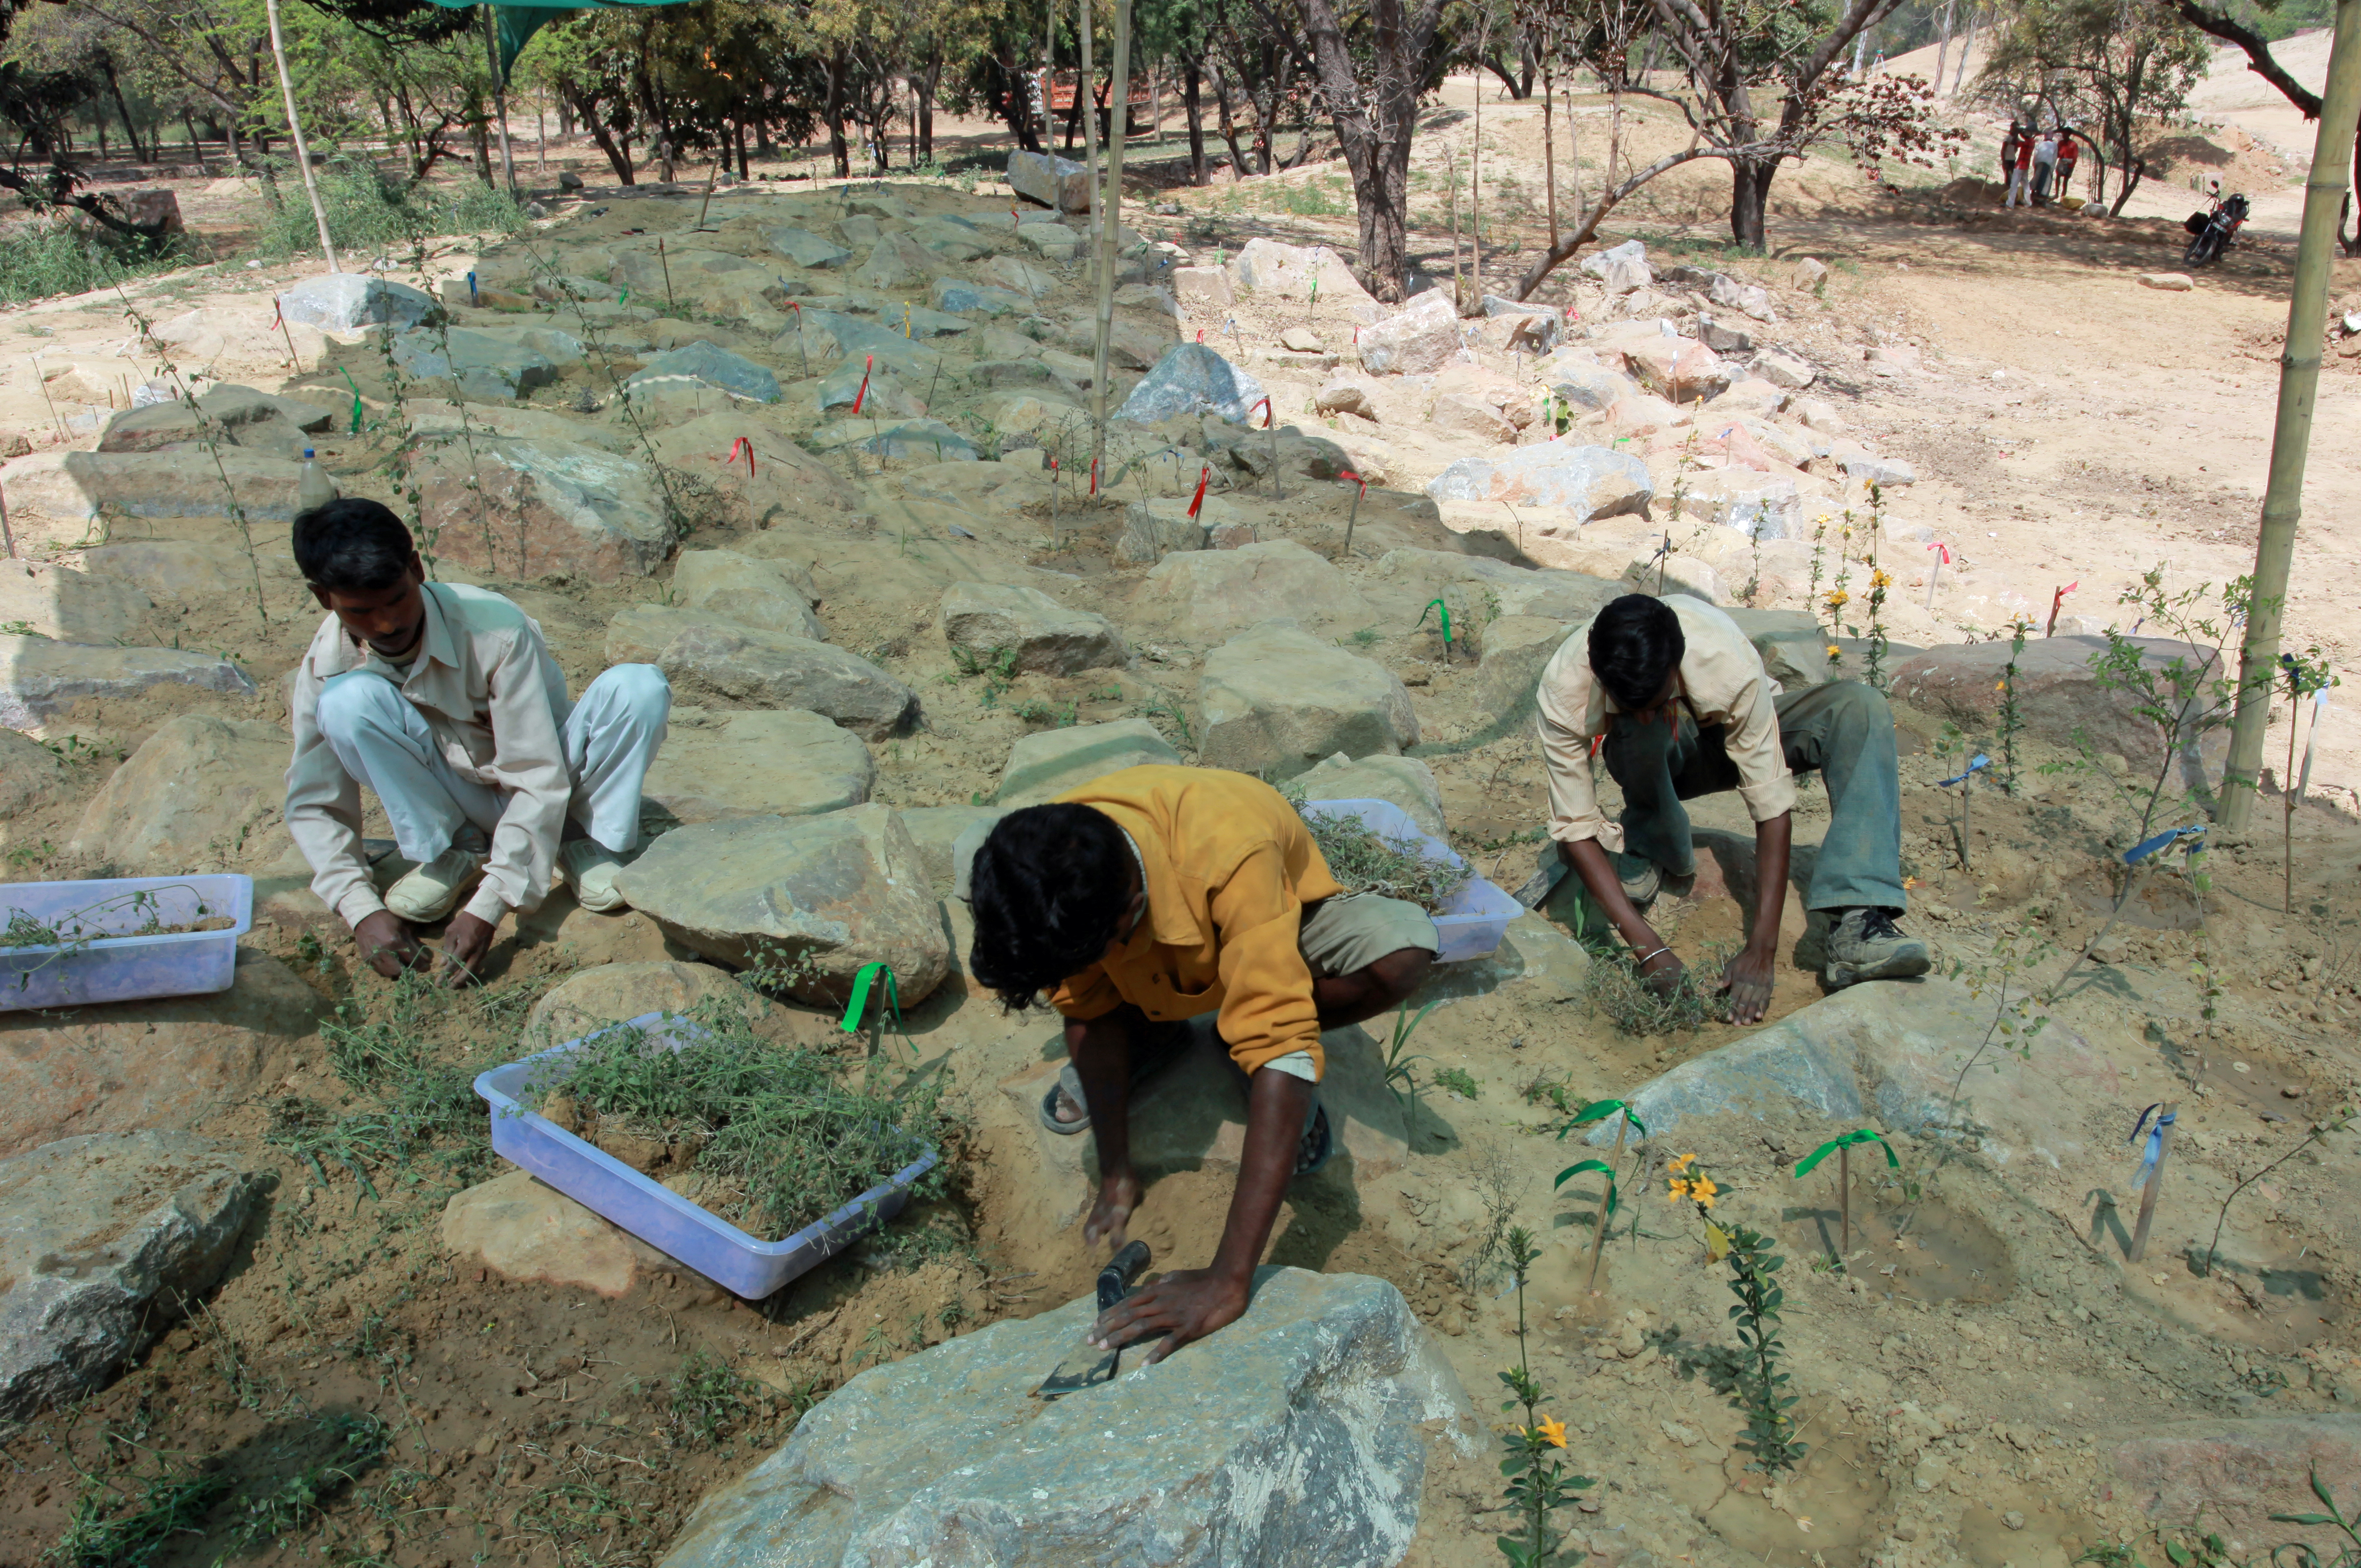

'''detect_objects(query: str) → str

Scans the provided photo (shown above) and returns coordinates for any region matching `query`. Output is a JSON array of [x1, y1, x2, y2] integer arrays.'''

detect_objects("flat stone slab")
[[0, 635, 257, 731], [658, 1268, 1471, 1568], [640, 707, 876, 824], [443, 1169, 706, 1297], [995, 718, 1180, 807]]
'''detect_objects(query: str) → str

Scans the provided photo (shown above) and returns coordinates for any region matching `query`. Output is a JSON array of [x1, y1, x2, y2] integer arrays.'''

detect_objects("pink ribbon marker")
[[2047, 581, 2079, 638], [1187, 466, 1210, 518], [1924, 541, 1949, 608], [850, 354, 873, 415], [1089, 456, 1099, 496], [1252, 397, 1272, 429], [1196, 329, 1206, 344], [725, 436, 756, 478], [1339, 468, 1365, 498]]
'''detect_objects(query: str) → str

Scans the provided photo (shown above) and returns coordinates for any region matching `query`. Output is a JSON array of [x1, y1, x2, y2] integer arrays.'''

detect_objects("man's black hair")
[[967, 803, 1135, 1008], [292, 498, 416, 592], [1589, 594, 1686, 712]]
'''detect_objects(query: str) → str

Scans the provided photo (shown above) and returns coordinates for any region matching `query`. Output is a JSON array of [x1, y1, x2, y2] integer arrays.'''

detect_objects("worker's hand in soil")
[[1638, 946, 1686, 999], [354, 910, 431, 980], [1084, 1171, 1143, 1252], [1087, 1266, 1251, 1363], [1719, 945, 1777, 1026], [439, 911, 497, 989]]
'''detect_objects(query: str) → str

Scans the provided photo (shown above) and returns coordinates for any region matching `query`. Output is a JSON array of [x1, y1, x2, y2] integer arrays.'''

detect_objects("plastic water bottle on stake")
[[298, 448, 337, 511]]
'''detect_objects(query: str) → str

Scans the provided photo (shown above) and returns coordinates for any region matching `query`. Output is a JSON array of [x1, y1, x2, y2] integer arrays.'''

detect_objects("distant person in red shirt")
[[2005, 130, 2035, 208], [2055, 128, 2081, 202]]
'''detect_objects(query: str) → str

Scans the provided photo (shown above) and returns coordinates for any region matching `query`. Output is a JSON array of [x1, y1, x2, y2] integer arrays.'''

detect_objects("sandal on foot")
[[1037, 1022, 1195, 1135], [1294, 1101, 1334, 1178]]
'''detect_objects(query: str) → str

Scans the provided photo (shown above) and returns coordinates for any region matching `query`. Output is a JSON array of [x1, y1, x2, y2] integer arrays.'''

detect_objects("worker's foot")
[[385, 842, 490, 924], [559, 840, 629, 914], [1611, 853, 1684, 908], [1823, 907, 1932, 988]]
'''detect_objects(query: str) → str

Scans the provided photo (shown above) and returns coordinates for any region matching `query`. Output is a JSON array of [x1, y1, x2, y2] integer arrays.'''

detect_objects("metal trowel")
[[1032, 1240, 1152, 1400]]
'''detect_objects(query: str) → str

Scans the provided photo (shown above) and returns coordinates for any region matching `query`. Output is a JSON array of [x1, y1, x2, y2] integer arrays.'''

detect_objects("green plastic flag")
[[838, 961, 901, 1038], [1554, 1158, 1619, 1215], [1793, 1128, 1897, 1179], [1415, 597, 1452, 646], [1558, 1098, 1647, 1141]]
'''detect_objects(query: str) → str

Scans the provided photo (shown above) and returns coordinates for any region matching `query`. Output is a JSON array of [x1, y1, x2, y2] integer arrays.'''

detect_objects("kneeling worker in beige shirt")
[[283, 499, 670, 984]]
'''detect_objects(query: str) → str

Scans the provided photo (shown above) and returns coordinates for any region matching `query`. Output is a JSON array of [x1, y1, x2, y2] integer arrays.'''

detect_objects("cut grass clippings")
[[528, 1006, 949, 1244], [1581, 947, 1732, 1035]]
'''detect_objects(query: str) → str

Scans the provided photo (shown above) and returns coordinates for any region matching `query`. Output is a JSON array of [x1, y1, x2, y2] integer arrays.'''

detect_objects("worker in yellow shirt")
[[966, 765, 1437, 1361]]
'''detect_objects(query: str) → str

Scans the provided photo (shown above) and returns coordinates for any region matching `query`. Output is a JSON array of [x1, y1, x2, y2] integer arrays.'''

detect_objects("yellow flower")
[[1691, 1177, 1719, 1208], [1667, 1177, 1692, 1200], [1668, 1153, 1697, 1173], [1825, 589, 1850, 609], [1826, 644, 1842, 659], [1995, 680, 2007, 692], [1872, 569, 1892, 589], [1536, 1416, 1568, 1449]]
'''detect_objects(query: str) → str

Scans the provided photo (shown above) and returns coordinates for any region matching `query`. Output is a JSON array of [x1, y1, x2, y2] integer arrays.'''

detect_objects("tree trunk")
[[1934, 0, 1954, 94], [101, 61, 145, 161], [265, 0, 337, 267], [1954, 6, 1976, 92], [184, 111, 202, 167], [918, 72, 935, 160], [1730, 156, 1775, 248], [481, 5, 518, 194], [1183, 58, 1206, 183], [825, 53, 852, 176], [573, 92, 635, 183]]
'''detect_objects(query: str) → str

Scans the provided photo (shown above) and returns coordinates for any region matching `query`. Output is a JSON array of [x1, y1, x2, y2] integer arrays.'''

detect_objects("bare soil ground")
[[1, 62, 2358, 1568]]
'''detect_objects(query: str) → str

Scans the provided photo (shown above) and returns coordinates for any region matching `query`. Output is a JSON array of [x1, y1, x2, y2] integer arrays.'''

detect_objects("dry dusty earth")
[[0, 60, 2356, 1568]]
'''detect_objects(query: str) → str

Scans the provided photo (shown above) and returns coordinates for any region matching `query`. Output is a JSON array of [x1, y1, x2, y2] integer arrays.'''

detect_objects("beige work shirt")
[[284, 582, 573, 929], [1534, 594, 1794, 851]]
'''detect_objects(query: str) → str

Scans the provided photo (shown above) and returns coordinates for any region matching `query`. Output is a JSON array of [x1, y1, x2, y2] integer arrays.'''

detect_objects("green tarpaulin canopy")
[[421, 0, 694, 83]]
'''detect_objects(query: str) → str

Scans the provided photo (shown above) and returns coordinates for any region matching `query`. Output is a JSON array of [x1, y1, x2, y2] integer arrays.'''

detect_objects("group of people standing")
[[2003, 121, 2081, 207]]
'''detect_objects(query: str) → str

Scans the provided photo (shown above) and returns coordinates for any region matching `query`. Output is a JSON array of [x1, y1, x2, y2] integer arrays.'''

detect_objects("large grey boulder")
[[1, 449, 309, 536], [996, 718, 1180, 806], [405, 435, 675, 581], [0, 1131, 264, 1418], [1358, 290, 1465, 376], [607, 606, 915, 739], [941, 582, 1125, 675], [0, 730, 67, 834], [931, 278, 1030, 316], [802, 418, 976, 464], [1129, 541, 1376, 639], [1425, 443, 1653, 520], [1472, 616, 1573, 724], [1890, 636, 2219, 767], [794, 309, 943, 376], [1294, 751, 1446, 837], [1227, 237, 1375, 303], [0, 636, 256, 731], [659, 1268, 1471, 1568], [613, 804, 949, 1006], [672, 549, 825, 640], [899, 804, 1007, 897], [67, 714, 287, 873], [640, 707, 875, 824], [1586, 977, 2106, 1168], [1372, 549, 1622, 624], [1578, 238, 1648, 280], [626, 341, 782, 404], [1007, 149, 1093, 212], [1675, 468, 1802, 541], [525, 960, 769, 1049], [98, 383, 334, 458], [766, 226, 851, 269], [1112, 342, 1266, 425], [1197, 623, 1419, 779], [1620, 337, 1732, 404], [276, 272, 439, 332], [1546, 360, 1642, 411], [390, 326, 559, 400]]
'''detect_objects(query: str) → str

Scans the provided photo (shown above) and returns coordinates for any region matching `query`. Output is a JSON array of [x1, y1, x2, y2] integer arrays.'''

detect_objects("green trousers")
[[1600, 680, 1907, 913]]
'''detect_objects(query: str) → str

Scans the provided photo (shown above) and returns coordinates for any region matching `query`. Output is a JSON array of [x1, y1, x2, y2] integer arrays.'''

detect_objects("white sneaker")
[[385, 845, 490, 923], [559, 839, 629, 913]]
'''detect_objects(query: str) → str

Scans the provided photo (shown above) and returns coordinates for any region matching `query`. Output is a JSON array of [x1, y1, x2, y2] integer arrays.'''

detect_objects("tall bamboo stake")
[[1089, 0, 1131, 471], [1582, 1108, 1632, 1293], [264, 0, 338, 271], [1079, 0, 1100, 247], [2221, 0, 2361, 831]]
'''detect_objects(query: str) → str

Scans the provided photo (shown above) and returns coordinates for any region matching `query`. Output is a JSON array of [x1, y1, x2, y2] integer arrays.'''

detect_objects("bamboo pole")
[[1079, 0, 1100, 248], [2220, 0, 2361, 831], [480, 5, 519, 197], [264, 0, 338, 272], [1582, 1109, 1632, 1294], [1090, 0, 1130, 471]]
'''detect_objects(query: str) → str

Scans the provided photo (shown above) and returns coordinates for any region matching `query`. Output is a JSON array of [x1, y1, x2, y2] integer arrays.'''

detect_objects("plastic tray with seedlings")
[[0, 875, 252, 1010], [476, 1005, 946, 1299], [1296, 798, 1520, 963]]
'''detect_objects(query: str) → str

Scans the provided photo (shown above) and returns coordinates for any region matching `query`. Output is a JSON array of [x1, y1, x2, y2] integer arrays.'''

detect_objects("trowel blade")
[[1032, 1240, 1151, 1401]]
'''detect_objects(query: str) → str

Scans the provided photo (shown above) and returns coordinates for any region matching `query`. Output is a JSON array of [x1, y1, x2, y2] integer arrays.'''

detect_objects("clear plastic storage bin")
[[475, 1012, 939, 1301], [0, 875, 253, 1012], [1300, 798, 1520, 963]]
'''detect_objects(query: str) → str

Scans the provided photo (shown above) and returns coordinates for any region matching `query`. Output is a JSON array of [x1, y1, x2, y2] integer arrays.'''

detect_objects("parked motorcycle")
[[2184, 181, 2250, 267]]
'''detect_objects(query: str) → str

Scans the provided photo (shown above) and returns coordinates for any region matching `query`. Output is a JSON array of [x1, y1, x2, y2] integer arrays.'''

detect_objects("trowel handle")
[[1096, 1241, 1152, 1310]]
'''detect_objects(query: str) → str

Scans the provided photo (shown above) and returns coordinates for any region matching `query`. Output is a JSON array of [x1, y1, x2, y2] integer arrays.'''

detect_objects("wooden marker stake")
[[2128, 1100, 2177, 1263], [1839, 1144, 1852, 1257], [1583, 1108, 1632, 1294]]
